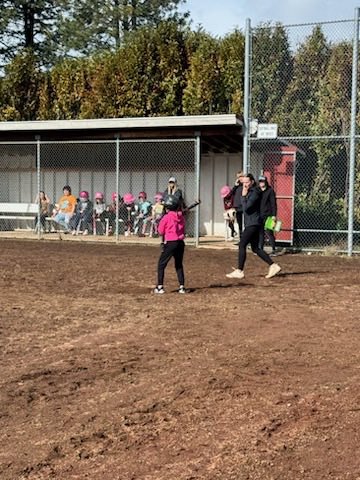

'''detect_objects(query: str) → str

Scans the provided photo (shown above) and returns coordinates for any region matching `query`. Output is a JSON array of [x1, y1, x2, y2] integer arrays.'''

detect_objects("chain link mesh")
[[0, 139, 196, 240], [249, 19, 360, 253], [0, 143, 37, 232]]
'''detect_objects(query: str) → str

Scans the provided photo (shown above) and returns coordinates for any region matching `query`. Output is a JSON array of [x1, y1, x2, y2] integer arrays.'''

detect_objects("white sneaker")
[[83, 229, 89, 236], [226, 268, 245, 279], [154, 286, 165, 294], [265, 263, 281, 279], [178, 286, 186, 294], [71, 230, 77, 235]]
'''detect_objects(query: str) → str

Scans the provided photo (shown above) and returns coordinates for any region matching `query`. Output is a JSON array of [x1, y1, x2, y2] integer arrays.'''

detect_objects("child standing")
[[154, 194, 186, 294], [220, 185, 237, 240]]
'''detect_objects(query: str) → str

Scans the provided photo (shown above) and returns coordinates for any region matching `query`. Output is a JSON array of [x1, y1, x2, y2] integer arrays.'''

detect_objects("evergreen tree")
[[251, 23, 292, 124], [59, 0, 189, 56], [219, 29, 245, 115], [0, 0, 69, 68], [183, 30, 226, 115], [0, 49, 43, 120], [277, 26, 330, 136]]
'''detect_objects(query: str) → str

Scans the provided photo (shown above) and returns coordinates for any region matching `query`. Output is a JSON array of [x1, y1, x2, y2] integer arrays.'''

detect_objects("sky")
[[180, 0, 360, 37]]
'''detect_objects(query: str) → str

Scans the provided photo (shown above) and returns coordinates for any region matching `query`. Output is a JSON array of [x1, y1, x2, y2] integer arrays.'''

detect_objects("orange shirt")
[[58, 194, 77, 214]]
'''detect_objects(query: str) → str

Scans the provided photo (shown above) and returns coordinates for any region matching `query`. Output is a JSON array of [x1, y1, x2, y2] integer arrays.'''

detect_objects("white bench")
[[0, 203, 54, 232]]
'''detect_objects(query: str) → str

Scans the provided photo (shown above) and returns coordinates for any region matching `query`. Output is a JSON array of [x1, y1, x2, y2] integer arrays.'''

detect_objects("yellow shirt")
[[58, 194, 77, 214]]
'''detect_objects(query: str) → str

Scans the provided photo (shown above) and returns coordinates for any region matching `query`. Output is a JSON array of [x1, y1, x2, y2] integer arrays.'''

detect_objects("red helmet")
[[138, 191, 147, 199]]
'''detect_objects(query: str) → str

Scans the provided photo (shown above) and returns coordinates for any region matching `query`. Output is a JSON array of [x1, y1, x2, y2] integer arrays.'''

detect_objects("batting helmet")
[[123, 193, 135, 205], [138, 191, 147, 199], [79, 190, 89, 199], [95, 192, 104, 200], [164, 194, 179, 211], [220, 185, 231, 198]]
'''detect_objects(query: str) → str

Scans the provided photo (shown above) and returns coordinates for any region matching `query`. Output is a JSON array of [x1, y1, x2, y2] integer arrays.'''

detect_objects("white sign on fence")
[[257, 123, 278, 139]]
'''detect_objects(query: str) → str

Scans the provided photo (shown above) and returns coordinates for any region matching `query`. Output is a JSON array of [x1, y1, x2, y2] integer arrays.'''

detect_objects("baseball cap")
[[168, 176, 177, 183], [258, 175, 267, 182]]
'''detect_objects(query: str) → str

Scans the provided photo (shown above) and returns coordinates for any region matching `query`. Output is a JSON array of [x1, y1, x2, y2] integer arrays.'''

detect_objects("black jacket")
[[259, 186, 277, 220], [231, 184, 243, 212], [240, 186, 262, 227]]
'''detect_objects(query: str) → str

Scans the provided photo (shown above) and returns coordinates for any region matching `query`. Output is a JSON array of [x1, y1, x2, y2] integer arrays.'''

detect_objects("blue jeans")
[[54, 212, 72, 231]]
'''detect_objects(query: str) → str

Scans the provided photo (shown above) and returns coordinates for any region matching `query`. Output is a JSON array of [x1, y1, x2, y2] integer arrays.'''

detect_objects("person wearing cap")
[[53, 185, 77, 233], [163, 177, 185, 211], [226, 173, 281, 280], [258, 175, 277, 255]]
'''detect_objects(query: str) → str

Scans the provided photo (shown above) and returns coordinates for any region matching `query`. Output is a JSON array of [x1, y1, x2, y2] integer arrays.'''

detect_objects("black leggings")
[[157, 240, 185, 286], [236, 211, 243, 235], [238, 225, 273, 270]]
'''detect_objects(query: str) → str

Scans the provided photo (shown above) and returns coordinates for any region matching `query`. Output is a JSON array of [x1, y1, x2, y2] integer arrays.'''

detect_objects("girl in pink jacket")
[[154, 194, 186, 294]]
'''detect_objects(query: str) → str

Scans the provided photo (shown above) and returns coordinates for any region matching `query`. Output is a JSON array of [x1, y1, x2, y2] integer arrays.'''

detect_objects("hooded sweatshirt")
[[158, 210, 185, 241]]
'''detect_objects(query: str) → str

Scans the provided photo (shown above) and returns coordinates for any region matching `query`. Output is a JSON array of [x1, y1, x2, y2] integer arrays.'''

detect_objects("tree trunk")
[[23, 3, 35, 48]]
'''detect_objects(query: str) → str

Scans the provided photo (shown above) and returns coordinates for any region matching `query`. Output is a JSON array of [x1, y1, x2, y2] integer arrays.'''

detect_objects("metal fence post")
[[348, 7, 360, 256], [243, 18, 252, 174], [195, 133, 201, 247], [35, 136, 41, 240], [115, 136, 120, 243]]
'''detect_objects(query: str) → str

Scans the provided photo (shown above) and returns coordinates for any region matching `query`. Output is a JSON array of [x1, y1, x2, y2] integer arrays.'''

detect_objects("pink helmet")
[[138, 191, 147, 199], [220, 185, 231, 198], [95, 192, 104, 200], [79, 190, 89, 199], [123, 193, 135, 205], [154, 192, 163, 201], [111, 192, 119, 201]]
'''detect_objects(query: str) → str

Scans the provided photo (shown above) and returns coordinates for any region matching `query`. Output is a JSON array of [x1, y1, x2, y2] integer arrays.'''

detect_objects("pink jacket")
[[158, 210, 185, 241]]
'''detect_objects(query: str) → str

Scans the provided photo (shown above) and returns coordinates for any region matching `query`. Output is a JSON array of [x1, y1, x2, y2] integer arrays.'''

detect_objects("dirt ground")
[[0, 239, 359, 480]]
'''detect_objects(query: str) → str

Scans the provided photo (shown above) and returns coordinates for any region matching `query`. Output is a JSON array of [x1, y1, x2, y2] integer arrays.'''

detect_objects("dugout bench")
[[0, 202, 55, 232]]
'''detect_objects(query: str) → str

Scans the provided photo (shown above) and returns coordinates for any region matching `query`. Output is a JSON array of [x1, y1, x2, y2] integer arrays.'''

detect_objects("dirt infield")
[[0, 239, 359, 480]]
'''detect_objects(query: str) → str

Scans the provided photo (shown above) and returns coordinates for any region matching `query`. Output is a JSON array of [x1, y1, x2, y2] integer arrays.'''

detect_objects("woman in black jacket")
[[258, 175, 277, 255], [226, 174, 281, 280]]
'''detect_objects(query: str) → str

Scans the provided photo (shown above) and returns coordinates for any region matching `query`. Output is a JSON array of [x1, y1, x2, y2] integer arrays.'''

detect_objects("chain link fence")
[[247, 15, 360, 254], [0, 139, 198, 242]]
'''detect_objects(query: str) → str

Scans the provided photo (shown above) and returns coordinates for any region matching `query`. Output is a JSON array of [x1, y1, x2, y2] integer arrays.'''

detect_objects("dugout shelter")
[[0, 114, 296, 242]]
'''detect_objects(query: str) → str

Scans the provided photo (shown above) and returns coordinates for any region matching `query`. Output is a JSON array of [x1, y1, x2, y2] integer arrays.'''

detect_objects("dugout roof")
[[0, 114, 244, 154]]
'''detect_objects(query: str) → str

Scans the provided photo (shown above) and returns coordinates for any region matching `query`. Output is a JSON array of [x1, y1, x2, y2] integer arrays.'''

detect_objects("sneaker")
[[154, 286, 165, 294], [265, 263, 281, 279], [83, 229, 89, 236], [226, 268, 245, 279], [178, 286, 186, 294], [71, 230, 77, 236]]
